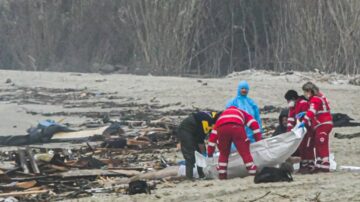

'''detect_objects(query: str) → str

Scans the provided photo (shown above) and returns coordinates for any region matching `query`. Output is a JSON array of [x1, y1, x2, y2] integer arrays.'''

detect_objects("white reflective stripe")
[[306, 137, 311, 147], [218, 115, 244, 123], [316, 164, 330, 169], [226, 108, 244, 117], [253, 129, 260, 134], [246, 119, 256, 127], [322, 157, 329, 162], [314, 121, 333, 129], [287, 123, 294, 127], [211, 130, 217, 135], [218, 170, 227, 174], [236, 109, 244, 118], [287, 117, 295, 122], [218, 162, 228, 167], [227, 108, 242, 113], [208, 142, 216, 147], [318, 96, 329, 112], [248, 170, 256, 174], [310, 108, 316, 114], [245, 162, 254, 167], [300, 100, 308, 103]]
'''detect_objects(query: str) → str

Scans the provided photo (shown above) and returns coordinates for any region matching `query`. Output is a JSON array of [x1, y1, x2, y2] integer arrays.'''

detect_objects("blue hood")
[[226, 80, 263, 143], [237, 81, 250, 97]]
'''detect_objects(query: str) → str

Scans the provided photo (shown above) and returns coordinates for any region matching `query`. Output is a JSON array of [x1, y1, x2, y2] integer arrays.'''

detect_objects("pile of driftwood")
[[0, 146, 180, 201], [0, 117, 183, 201]]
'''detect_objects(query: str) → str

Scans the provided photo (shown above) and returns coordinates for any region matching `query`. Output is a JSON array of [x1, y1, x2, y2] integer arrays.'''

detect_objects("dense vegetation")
[[1, 0, 359, 76]]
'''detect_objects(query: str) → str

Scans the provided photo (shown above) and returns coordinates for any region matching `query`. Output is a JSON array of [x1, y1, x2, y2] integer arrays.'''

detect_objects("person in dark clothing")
[[272, 109, 289, 137], [177, 111, 220, 179]]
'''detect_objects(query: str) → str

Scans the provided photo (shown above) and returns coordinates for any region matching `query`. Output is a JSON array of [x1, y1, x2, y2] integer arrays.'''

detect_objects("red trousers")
[[314, 124, 332, 164], [299, 130, 315, 163], [217, 124, 256, 179], [301, 124, 332, 171]]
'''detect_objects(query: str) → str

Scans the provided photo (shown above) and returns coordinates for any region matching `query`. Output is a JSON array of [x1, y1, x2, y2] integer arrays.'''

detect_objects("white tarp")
[[195, 126, 307, 179]]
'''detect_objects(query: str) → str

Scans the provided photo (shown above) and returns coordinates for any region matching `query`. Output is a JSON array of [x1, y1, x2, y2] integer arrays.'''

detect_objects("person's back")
[[177, 111, 218, 179], [207, 106, 262, 179], [226, 81, 262, 143]]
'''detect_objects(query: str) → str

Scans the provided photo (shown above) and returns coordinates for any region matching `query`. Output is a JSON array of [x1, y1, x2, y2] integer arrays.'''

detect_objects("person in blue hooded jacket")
[[226, 81, 263, 143]]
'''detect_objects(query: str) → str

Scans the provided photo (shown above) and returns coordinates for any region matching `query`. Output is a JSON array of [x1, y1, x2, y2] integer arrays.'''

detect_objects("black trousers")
[[177, 115, 205, 179]]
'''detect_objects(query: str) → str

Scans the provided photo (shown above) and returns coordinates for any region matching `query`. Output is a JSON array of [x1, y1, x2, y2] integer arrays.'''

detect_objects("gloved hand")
[[296, 112, 306, 119], [297, 122, 305, 129]]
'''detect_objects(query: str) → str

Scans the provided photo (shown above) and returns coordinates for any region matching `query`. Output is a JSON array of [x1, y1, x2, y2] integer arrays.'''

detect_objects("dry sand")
[[0, 69, 360, 201]]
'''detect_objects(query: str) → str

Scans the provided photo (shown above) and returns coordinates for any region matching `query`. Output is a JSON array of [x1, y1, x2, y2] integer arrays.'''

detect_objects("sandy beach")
[[0, 69, 360, 201]]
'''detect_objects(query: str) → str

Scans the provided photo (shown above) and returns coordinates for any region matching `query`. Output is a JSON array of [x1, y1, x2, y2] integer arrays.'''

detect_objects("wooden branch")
[[0, 190, 48, 197], [129, 166, 179, 182], [249, 191, 271, 202], [26, 147, 40, 174], [18, 150, 29, 174]]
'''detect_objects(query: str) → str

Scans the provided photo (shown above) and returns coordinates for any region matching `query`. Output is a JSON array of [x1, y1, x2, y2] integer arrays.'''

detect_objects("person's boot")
[[185, 163, 194, 179], [299, 160, 316, 174], [315, 160, 330, 173], [197, 167, 205, 179], [246, 164, 257, 175], [219, 173, 227, 180], [298, 160, 308, 174]]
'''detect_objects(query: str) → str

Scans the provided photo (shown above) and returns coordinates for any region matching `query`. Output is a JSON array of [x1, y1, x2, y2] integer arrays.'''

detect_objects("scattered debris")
[[309, 192, 321, 202], [260, 106, 283, 114], [127, 180, 150, 195], [332, 113, 360, 127], [248, 191, 271, 202], [0, 83, 358, 201], [349, 76, 360, 86], [339, 166, 360, 172], [334, 132, 360, 139], [95, 79, 107, 83]]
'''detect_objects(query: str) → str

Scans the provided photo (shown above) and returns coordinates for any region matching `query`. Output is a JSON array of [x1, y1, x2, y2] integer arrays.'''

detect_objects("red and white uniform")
[[304, 93, 332, 129], [303, 92, 333, 171], [287, 98, 309, 131], [207, 106, 262, 179], [287, 98, 315, 168]]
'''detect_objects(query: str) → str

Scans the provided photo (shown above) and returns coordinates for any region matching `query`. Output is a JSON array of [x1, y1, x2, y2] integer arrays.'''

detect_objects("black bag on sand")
[[128, 180, 150, 195], [254, 165, 293, 184]]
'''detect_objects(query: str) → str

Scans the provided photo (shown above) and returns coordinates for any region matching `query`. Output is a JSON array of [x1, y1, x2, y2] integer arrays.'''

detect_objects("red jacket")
[[207, 107, 262, 156], [287, 98, 309, 131], [303, 92, 332, 129]]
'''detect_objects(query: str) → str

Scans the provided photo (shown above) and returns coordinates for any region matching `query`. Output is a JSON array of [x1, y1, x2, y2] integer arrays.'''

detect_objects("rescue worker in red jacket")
[[207, 106, 262, 179], [284, 90, 315, 172], [298, 82, 333, 172], [285, 90, 309, 131]]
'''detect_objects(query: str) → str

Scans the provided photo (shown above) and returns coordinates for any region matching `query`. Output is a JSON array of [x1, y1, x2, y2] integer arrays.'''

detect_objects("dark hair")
[[284, 90, 299, 101], [214, 111, 223, 121], [302, 82, 319, 95]]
